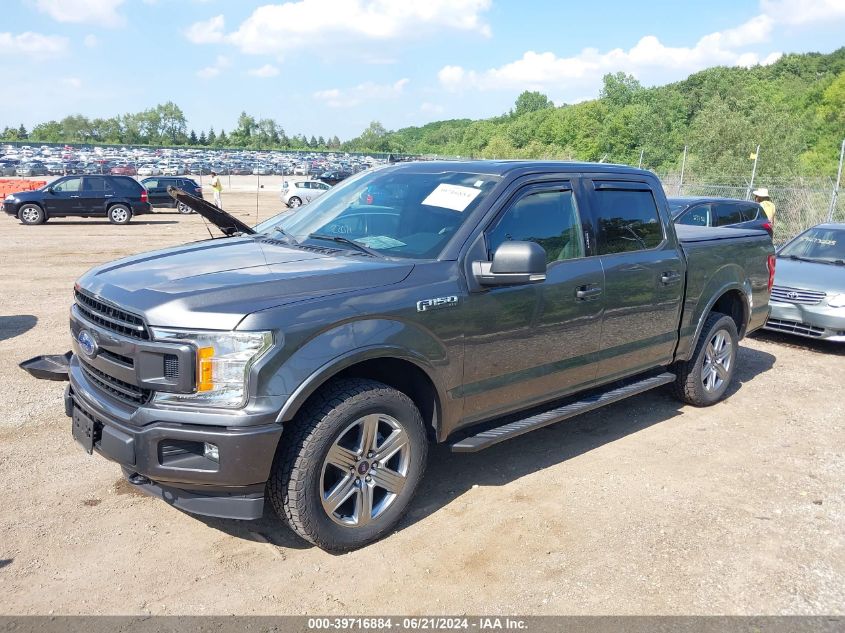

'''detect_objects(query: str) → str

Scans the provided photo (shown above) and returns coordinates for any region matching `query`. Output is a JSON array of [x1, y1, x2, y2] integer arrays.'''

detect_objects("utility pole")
[[746, 145, 760, 201], [678, 145, 687, 196], [828, 138, 845, 222], [638, 148, 644, 169]]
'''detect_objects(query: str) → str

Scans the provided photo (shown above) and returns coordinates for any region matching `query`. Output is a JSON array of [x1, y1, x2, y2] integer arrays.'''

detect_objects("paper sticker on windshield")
[[422, 184, 481, 212], [357, 235, 406, 249]]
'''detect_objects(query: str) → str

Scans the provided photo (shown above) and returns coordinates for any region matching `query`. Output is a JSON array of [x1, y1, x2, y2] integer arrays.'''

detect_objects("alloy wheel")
[[701, 329, 733, 392]]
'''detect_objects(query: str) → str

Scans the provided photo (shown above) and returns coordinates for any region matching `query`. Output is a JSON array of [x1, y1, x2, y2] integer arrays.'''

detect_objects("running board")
[[450, 372, 676, 453]]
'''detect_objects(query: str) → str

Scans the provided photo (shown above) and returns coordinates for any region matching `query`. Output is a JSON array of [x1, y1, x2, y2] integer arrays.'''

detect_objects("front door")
[[584, 177, 684, 382], [460, 180, 605, 424], [142, 178, 168, 206], [43, 176, 82, 215]]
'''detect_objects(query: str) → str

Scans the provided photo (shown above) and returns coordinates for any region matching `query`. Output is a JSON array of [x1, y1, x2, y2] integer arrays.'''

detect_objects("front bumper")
[[66, 364, 284, 519], [764, 300, 845, 342]]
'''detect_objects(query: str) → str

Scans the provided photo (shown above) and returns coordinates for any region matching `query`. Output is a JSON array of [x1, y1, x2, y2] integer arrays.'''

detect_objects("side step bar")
[[451, 372, 676, 453]]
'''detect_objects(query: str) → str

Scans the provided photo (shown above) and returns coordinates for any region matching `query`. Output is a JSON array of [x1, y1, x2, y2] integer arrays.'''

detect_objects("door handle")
[[660, 271, 682, 285], [575, 285, 602, 300], [70, 195, 80, 198]]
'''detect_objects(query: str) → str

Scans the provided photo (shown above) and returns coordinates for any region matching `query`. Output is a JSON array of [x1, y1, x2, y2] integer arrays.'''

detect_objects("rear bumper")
[[66, 369, 284, 519], [764, 301, 845, 342]]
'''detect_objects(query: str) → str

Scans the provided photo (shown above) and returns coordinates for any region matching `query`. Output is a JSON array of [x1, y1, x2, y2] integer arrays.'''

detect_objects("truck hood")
[[774, 257, 845, 294], [77, 236, 414, 330]]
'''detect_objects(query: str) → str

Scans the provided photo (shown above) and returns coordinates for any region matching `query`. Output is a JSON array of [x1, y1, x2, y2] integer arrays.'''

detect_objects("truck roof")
[[391, 160, 654, 177]]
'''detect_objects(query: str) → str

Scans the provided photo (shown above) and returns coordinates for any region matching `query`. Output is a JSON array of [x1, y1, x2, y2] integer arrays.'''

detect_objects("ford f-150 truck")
[[56, 161, 775, 551]]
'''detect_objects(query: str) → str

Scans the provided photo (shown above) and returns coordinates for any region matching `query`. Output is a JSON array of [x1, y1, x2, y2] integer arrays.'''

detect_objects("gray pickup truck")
[[57, 161, 774, 551]]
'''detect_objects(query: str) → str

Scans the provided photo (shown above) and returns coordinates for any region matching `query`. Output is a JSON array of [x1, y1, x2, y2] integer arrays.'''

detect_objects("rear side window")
[[592, 184, 664, 254], [487, 188, 584, 263], [84, 176, 106, 191], [713, 202, 744, 226], [144, 179, 158, 188], [741, 204, 760, 220], [111, 177, 143, 195]]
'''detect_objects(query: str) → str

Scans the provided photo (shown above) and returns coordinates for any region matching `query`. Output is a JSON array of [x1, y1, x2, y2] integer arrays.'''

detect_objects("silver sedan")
[[280, 179, 331, 208]]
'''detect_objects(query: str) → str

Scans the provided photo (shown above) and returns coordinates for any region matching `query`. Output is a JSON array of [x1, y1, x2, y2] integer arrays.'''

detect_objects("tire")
[[288, 196, 302, 208], [107, 204, 132, 225], [177, 202, 192, 214], [18, 204, 45, 225], [672, 313, 739, 407], [267, 378, 428, 552]]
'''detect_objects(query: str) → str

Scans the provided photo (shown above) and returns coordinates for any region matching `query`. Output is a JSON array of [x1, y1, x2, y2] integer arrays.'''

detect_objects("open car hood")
[[167, 186, 255, 237]]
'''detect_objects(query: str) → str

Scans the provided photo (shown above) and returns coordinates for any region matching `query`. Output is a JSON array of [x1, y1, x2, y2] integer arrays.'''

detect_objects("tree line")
[[1, 102, 342, 151]]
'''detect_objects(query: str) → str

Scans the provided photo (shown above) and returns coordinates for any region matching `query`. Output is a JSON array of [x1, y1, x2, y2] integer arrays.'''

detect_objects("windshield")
[[255, 167, 501, 259], [779, 227, 845, 264], [667, 200, 689, 216]]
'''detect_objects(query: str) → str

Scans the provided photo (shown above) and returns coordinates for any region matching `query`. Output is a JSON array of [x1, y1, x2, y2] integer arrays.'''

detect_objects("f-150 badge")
[[417, 296, 459, 312]]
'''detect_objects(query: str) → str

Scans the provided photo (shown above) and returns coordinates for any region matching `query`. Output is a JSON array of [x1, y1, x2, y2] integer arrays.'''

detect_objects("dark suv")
[[2, 175, 150, 225], [669, 197, 772, 236], [140, 177, 203, 214]]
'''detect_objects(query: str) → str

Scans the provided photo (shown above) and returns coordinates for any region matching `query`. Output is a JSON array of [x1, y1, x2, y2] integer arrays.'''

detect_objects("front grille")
[[770, 285, 826, 306], [765, 318, 825, 337], [164, 354, 179, 378], [80, 359, 151, 405], [99, 348, 133, 367], [74, 289, 150, 340]]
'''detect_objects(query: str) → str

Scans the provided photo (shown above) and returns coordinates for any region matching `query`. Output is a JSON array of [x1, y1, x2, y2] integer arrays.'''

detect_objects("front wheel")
[[19, 204, 45, 225], [288, 196, 302, 208], [672, 313, 738, 406], [177, 202, 192, 214], [267, 378, 428, 552], [108, 204, 132, 225]]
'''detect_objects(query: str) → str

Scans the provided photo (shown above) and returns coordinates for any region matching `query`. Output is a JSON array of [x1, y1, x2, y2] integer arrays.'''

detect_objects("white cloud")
[[314, 78, 409, 108], [184, 14, 225, 44], [196, 55, 231, 79], [62, 77, 82, 89], [248, 64, 280, 77], [35, 0, 126, 28], [186, 0, 490, 55], [83, 34, 98, 48], [0, 31, 68, 57]]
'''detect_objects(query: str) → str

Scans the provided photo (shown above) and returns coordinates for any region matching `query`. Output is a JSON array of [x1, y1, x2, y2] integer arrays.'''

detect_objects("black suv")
[[2, 175, 150, 225], [669, 197, 772, 236], [140, 177, 203, 214]]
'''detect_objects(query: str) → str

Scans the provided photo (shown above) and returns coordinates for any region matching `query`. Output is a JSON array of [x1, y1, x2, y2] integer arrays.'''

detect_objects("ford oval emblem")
[[77, 330, 98, 358]]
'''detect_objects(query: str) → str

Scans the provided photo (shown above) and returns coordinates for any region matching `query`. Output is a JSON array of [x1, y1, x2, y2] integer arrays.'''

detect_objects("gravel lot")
[[0, 183, 843, 615]]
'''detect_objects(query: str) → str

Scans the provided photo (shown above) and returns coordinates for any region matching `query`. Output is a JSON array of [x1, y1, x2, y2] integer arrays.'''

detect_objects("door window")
[[144, 179, 158, 189], [740, 204, 759, 220], [83, 177, 106, 192], [676, 204, 711, 227], [487, 189, 584, 263], [713, 203, 744, 226], [52, 177, 81, 193], [592, 185, 663, 254]]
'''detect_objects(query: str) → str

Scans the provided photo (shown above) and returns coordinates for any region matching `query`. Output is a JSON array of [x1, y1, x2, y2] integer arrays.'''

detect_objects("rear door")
[[585, 177, 684, 382], [144, 178, 171, 206], [79, 176, 108, 215], [712, 202, 745, 228]]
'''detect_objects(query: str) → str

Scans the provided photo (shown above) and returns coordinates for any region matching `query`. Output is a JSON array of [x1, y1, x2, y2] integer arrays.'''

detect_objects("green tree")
[[206, 127, 216, 145], [513, 90, 553, 117], [17, 124, 28, 139], [600, 72, 643, 108], [198, 130, 207, 145]]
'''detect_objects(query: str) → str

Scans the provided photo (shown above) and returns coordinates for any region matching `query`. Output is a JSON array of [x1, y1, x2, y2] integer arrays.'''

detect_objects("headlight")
[[150, 329, 273, 409], [827, 294, 845, 308]]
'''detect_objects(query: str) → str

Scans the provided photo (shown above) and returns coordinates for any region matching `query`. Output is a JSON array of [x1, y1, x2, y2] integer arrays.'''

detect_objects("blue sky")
[[2, 0, 844, 140]]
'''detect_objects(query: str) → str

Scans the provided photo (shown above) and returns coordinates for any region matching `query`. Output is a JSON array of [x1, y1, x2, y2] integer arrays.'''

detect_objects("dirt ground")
[[0, 186, 843, 615]]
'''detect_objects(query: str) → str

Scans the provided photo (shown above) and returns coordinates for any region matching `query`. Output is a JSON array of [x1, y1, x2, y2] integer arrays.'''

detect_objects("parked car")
[[2, 174, 150, 225], [253, 164, 273, 176], [140, 176, 202, 213], [280, 179, 331, 207], [110, 164, 137, 176], [764, 222, 845, 341], [0, 161, 18, 176], [161, 164, 185, 176], [16, 161, 48, 176], [48, 161, 774, 552], [137, 164, 160, 177], [46, 162, 65, 175], [669, 197, 772, 236], [319, 170, 353, 186]]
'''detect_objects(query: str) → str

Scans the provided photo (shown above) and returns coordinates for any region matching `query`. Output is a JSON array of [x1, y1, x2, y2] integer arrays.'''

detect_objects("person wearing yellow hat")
[[753, 188, 775, 222]]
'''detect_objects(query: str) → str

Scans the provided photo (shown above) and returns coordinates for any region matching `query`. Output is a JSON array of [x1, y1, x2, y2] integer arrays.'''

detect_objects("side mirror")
[[473, 241, 547, 286], [46, 186, 54, 194]]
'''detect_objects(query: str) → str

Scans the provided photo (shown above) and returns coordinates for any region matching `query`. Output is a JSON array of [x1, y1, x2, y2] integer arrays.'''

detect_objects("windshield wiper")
[[307, 233, 382, 257], [783, 255, 818, 263], [271, 225, 298, 245]]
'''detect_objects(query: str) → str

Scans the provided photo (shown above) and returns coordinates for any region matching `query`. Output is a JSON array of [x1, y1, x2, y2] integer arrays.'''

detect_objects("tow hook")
[[127, 473, 151, 486]]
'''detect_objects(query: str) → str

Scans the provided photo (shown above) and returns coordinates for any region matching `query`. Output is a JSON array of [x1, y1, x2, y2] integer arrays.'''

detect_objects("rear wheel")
[[108, 204, 132, 225], [19, 204, 45, 225], [288, 196, 302, 208], [177, 202, 192, 214], [672, 313, 738, 406], [267, 378, 428, 552]]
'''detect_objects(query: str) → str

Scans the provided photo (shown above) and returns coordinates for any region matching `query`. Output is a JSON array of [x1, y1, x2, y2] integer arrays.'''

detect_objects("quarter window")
[[487, 189, 584, 263], [592, 186, 663, 254]]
